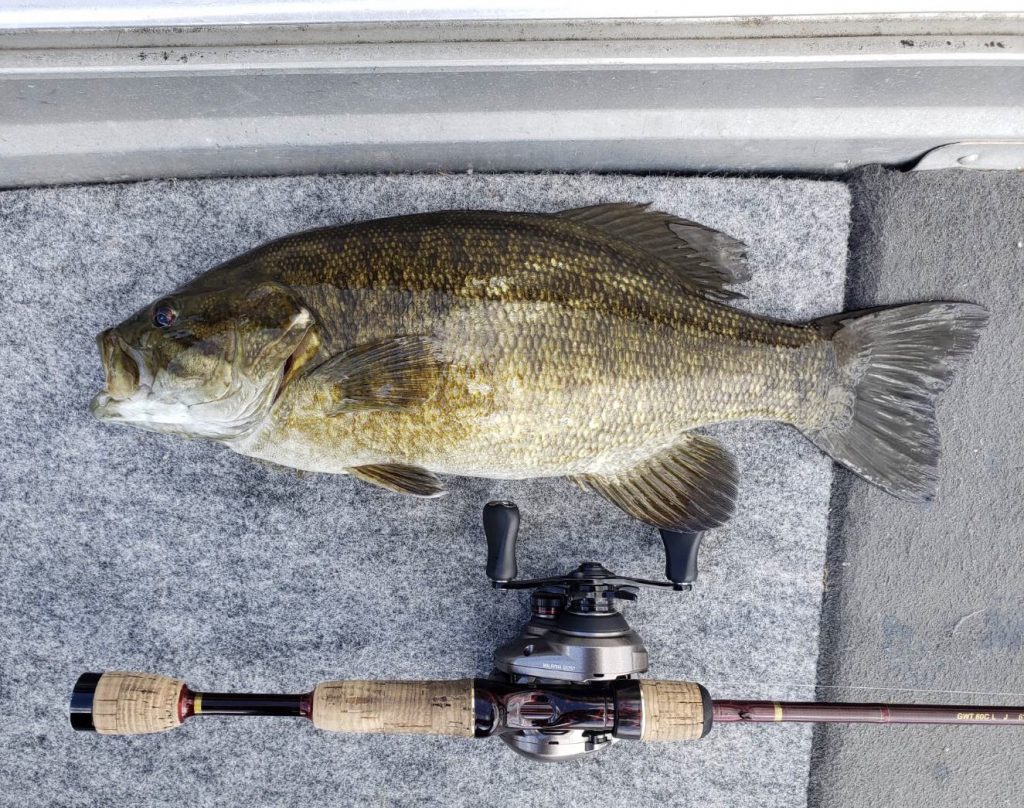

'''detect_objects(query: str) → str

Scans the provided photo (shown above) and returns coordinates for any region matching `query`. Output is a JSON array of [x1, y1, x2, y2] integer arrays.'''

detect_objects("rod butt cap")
[[70, 672, 102, 731]]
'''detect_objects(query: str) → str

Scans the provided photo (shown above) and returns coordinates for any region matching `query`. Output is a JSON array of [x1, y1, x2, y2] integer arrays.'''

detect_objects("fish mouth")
[[91, 329, 143, 419]]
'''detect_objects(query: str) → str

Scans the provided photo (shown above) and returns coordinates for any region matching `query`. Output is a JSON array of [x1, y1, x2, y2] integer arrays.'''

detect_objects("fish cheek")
[[159, 337, 235, 399]]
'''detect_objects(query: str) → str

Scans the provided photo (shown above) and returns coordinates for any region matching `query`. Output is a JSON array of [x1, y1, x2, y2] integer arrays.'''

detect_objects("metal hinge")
[[913, 141, 1024, 171]]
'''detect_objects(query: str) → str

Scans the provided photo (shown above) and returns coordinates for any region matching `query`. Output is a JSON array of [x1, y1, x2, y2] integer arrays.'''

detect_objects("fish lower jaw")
[[91, 390, 189, 436], [90, 387, 152, 420], [90, 387, 264, 441]]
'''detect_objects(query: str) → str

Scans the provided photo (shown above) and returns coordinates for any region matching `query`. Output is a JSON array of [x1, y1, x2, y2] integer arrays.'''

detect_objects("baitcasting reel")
[[482, 500, 703, 761]]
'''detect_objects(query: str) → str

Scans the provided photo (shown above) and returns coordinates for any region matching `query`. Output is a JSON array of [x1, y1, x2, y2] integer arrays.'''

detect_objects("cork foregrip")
[[312, 679, 475, 736], [92, 672, 185, 735], [639, 680, 706, 741]]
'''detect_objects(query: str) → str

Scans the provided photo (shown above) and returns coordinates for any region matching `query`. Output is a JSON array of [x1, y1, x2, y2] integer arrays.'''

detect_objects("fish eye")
[[152, 302, 178, 328]]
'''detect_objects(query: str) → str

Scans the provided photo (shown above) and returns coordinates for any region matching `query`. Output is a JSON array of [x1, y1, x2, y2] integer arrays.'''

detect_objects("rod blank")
[[713, 700, 1024, 726]]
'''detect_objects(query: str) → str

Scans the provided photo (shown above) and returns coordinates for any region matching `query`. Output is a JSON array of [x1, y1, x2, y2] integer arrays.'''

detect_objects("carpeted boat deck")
[[1, 173, 850, 807]]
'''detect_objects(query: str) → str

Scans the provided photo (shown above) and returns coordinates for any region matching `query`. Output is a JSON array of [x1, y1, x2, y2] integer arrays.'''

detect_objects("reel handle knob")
[[483, 500, 519, 583], [659, 529, 705, 586]]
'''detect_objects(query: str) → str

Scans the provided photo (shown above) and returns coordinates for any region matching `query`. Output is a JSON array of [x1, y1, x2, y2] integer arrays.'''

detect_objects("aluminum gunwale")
[[2, 14, 1022, 185]]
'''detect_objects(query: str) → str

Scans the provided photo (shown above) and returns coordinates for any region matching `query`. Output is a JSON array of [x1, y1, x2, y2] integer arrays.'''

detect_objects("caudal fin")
[[805, 302, 988, 501]]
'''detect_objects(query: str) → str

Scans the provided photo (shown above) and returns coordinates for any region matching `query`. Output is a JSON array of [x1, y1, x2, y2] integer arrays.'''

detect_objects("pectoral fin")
[[310, 335, 443, 414], [573, 434, 738, 532], [348, 464, 447, 497]]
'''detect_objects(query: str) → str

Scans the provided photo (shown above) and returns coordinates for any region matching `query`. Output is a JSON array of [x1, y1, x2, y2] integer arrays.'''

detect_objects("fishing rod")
[[71, 502, 1024, 761], [70, 671, 1024, 743]]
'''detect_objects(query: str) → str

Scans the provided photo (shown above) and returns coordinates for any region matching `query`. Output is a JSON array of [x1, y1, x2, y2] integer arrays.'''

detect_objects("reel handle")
[[483, 500, 519, 583]]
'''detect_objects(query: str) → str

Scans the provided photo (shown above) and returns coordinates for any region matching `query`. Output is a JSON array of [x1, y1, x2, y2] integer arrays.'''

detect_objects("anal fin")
[[573, 434, 738, 532], [348, 464, 447, 498]]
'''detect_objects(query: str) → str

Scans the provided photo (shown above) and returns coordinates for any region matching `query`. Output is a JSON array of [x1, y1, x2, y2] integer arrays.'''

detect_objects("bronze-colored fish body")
[[93, 205, 987, 530], [229, 212, 822, 472]]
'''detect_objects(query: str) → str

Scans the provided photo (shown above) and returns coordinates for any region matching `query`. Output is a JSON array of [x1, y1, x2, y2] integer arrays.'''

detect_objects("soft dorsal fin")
[[308, 335, 442, 414], [557, 203, 750, 300], [572, 433, 738, 531]]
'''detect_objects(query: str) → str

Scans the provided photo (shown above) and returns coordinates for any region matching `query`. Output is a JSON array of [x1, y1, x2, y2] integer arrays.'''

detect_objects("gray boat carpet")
[[808, 166, 1024, 808], [0, 174, 848, 808]]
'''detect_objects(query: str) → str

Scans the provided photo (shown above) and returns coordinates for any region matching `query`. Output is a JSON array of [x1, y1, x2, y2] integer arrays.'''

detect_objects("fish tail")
[[803, 302, 988, 501]]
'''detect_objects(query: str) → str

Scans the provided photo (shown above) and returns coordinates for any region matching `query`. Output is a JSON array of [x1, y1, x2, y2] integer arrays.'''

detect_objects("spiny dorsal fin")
[[572, 433, 738, 531], [348, 463, 447, 497], [557, 203, 750, 300], [310, 335, 442, 414]]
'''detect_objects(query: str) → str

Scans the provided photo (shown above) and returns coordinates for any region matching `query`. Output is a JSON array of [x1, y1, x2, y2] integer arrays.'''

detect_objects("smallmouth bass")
[[92, 204, 987, 530]]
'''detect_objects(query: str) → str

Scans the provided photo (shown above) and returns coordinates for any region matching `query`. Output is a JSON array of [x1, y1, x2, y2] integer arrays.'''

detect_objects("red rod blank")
[[712, 700, 1024, 726]]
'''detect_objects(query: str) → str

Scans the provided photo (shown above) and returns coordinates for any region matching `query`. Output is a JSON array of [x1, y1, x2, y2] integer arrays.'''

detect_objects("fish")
[[91, 204, 988, 532]]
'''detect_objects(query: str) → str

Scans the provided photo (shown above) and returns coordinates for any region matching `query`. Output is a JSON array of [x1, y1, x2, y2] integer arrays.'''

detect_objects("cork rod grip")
[[91, 672, 185, 735], [639, 680, 710, 741], [312, 679, 475, 736]]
